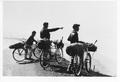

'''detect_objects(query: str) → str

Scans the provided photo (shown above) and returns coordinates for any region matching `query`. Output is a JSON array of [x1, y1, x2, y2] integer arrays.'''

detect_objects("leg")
[[29, 48, 32, 58], [67, 56, 74, 72], [28, 46, 35, 60], [80, 53, 84, 69], [25, 48, 28, 59]]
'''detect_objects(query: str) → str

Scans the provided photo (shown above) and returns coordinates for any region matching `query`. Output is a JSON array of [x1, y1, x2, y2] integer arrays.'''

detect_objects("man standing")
[[40, 22, 63, 40], [67, 24, 81, 72], [67, 24, 80, 43]]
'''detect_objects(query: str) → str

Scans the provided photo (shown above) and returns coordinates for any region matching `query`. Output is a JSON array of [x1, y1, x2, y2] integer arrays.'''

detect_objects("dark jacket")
[[40, 28, 60, 39], [67, 31, 79, 43], [66, 43, 84, 57], [26, 35, 37, 46]]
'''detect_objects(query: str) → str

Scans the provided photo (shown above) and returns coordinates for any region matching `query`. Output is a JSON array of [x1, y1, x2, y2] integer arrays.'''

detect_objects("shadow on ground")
[[17, 57, 111, 77], [17, 59, 39, 64], [50, 64, 111, 77], [49, 58, 111, 77]]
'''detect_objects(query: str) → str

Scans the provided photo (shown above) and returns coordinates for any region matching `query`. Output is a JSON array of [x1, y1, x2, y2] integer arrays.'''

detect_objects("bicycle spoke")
[[55, 48, 63, 63], [85, 53, 91, 72], [14, 52, 19, 54], [73, 55, 82, 76], [12, 49, 25, 62], [33, 48, 42, 58], [39, 51, 50, 69], [20, 49, 24, 54]]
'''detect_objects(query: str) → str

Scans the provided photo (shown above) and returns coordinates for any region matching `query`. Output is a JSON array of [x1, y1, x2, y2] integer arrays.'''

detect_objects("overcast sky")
[[3, 1, 117, 76]]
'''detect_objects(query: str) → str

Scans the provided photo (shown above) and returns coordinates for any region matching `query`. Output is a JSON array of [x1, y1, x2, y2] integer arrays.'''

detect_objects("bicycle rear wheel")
[[39, 50, 50, 70], [55, 48, 63, 63], [73, 55, 82, 76], [33, 47, 42, 58], [85, 53, 91, 72], [12, 48, 25, 62]]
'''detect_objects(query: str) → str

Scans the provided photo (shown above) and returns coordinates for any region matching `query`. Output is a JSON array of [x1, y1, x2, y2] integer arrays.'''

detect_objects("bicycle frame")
[[39, 37, 64, 69], [67, 40, 97, 76], [83, 40, 97, 73]]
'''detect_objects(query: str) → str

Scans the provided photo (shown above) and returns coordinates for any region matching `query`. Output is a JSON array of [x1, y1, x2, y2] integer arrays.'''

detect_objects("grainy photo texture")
[[3, 1, 117, 76]]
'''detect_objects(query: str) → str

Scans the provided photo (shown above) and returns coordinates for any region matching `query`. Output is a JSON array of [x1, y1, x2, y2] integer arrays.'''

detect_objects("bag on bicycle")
[[9, 42, 24, 49], [87, 44, 97, 52], [38, 40, 51, 50], [66, 43, 84, 57]]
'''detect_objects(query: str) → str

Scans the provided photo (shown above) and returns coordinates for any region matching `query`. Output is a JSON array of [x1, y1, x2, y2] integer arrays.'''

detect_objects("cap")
[[43, 22, 48, 26], [32, 31, 36, 34], [73, 24, 80, 29]]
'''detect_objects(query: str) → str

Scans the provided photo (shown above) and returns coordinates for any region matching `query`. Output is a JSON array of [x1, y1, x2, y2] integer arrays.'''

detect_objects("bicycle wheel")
[[39, 50, 50, 70], [33, 47, 42, 58], [73, 55, 82, 76], [55, 48, 63, 63], [85, 53, 91, 72], [12, 48, 25, 62]]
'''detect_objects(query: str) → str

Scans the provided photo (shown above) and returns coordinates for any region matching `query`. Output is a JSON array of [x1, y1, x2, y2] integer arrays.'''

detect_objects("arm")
[[47, 27, 63, 32], [33, 38, 37, 44], [76, 33, 79, 42], [34, 39, 37, 44], [68, 32, 79, 43]]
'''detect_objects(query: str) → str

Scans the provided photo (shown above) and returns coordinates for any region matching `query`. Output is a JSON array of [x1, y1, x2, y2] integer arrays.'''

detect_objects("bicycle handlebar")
[[86, 40, 97, 47], [60, 36, 63, 42], [94, 40, 97, 45]]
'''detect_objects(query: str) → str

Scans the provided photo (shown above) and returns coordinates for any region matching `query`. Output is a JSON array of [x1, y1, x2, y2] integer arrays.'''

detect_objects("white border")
[[2, 0, 117, 1], [0, 0, 3, 80], [0, 0, 120, 82], [117, 0, 120, 77]]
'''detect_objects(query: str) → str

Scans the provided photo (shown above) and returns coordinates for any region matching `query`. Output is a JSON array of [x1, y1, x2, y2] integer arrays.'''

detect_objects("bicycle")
[[39, 37, 64, 70], [9, 40, 40, 62], [67, 40, 97, 76], [84, 40, 97, 73]]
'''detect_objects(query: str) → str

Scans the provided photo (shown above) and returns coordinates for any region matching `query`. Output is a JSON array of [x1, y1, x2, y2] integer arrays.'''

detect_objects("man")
[[39, 22, 63, 52], [39, 22, 63, 66], [40, 22, 63, 40], [67, 24, 80, 43], [67, 24, 83, 72], [25, 31, 37, 60]]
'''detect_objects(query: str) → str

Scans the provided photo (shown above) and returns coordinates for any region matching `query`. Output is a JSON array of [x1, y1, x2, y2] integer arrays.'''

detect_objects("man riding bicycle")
[[24, 31, 37, 60]]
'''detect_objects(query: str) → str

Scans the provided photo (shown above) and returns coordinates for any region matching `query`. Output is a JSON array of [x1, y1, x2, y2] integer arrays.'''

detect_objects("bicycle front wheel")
[[39, 50, 50, 70], [12, 48, 25, 62], [85, 53, 91, 72], [73, 55, 82, 76], [55, 48, 63, 63]]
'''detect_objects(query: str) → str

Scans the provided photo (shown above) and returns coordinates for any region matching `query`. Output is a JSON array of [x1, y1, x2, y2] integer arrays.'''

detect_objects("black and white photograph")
[[2, 0, 117, 77]]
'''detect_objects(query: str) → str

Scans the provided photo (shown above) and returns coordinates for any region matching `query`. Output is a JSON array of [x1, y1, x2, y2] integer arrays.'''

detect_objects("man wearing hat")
[[67, 24, 81, 72], [25, 31, 37, 60], [67, 24, 80, 43], [40, 22, 63, 40]]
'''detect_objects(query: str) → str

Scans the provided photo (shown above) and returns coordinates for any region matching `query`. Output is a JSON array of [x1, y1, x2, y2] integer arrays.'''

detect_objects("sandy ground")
[[3, 48, 73, 76]]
